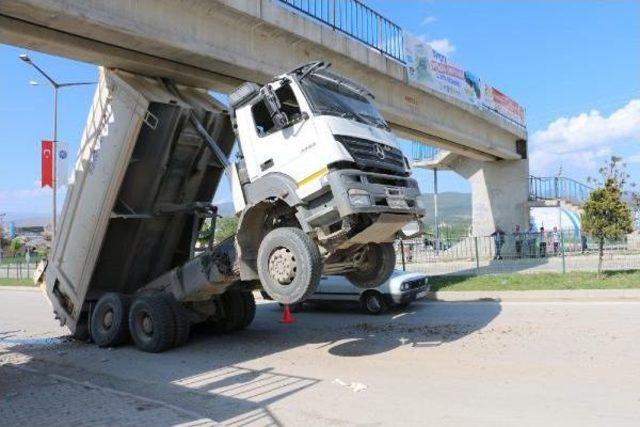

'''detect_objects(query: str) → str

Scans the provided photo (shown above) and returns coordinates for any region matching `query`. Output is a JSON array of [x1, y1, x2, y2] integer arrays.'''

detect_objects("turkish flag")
[[41, 140, 53, 188]]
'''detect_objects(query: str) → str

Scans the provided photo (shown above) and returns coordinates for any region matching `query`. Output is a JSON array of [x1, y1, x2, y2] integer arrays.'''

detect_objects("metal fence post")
[[332, 0, 336, 29], [399, 240, 406, 271], [474, 236, 480, 274], [560, 229, 566, 274]]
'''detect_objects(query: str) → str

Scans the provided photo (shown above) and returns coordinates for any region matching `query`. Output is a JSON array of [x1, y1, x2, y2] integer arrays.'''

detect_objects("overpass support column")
[[451, 158, 530, 237]]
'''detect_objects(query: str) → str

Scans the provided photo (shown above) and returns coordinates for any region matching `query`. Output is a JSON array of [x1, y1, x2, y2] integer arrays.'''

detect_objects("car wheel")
[[346, 242, 395, 289], [361, 291, 387, 315], [257, 227, 321, 304], [90, 293, 131, 347]]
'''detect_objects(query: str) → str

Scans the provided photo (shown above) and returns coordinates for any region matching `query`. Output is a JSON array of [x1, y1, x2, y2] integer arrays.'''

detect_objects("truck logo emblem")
[[375, 144, 386, 159]]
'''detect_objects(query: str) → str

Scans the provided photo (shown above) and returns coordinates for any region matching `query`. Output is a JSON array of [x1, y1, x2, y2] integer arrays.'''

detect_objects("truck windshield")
[[299, 74, 389, 130]]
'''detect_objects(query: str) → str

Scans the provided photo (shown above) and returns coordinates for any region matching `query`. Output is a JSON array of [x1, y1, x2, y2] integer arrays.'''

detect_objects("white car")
[[264, 270, 429, 315]]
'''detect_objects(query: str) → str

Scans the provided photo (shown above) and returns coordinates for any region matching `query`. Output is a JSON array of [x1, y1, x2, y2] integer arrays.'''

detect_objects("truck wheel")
[[240, 291, 256, 329], [257, 227, 321, 304], [90, 293, 131, 347], [210, 289, 247, 333], [346, 242, 396, 289], [162, 295, 191, 348], [129, 295, 175, 353], [361, 291, 388, 315]]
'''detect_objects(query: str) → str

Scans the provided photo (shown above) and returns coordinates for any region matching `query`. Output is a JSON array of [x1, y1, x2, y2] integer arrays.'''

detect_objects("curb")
[[426, 289, 640, 302]]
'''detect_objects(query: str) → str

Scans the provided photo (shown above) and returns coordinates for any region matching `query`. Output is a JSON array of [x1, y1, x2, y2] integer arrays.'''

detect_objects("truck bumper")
[[327, 169, 424, 218]]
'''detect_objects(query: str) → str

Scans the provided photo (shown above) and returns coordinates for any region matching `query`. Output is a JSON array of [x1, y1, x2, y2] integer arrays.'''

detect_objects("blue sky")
[[1, 0, 639, 218]]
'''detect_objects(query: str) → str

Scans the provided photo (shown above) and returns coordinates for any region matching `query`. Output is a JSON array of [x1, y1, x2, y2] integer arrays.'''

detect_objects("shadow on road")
[[1, 298, 501, 425]]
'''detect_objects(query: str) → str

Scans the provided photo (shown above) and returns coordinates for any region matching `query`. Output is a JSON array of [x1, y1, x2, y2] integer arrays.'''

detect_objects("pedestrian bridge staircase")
[[528, 176, 592, 208]]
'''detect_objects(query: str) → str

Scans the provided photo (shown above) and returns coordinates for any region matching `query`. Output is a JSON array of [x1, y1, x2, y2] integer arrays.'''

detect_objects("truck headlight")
[[348, 189, 371, 206], [401, 283, 409, 291]]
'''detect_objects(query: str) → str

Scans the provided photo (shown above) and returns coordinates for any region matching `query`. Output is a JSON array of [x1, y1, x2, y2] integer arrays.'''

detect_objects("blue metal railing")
[[277, 0, 404, 62], [529, 176, 592, 206], [411, 143, 440, 162]]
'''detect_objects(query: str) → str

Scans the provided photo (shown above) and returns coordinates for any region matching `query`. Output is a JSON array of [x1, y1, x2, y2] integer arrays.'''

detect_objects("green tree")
[[198, 216, 239, 246], [583, 157, 634, 274], [214, 216, 239, 244]]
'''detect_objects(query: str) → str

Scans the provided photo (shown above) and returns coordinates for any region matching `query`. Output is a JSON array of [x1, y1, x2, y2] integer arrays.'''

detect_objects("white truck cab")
[[229, 62, 425, 304]]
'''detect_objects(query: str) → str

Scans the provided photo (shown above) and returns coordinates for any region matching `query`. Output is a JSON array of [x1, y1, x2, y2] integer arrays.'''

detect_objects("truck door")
[[245, 82, 320, 181]]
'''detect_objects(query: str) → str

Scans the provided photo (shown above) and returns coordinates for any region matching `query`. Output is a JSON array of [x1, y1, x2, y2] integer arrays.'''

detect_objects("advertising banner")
[[403, 33, 526, 128]]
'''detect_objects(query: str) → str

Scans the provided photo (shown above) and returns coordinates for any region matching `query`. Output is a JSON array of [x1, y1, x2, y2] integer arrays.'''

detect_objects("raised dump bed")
[[43, 68, 252, 352]]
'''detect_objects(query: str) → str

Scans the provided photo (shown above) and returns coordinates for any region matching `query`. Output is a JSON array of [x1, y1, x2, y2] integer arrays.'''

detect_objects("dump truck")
[[41, 63, 423, 352]]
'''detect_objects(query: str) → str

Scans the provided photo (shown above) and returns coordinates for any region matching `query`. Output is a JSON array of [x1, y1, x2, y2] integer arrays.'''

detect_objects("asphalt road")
[[1, 290, 639, 426]]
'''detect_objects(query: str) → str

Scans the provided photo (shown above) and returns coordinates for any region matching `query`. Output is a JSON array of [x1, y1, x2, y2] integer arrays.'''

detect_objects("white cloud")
[[529, 99, 640, 175], [422, 16, 437, 25], [628, 152, 640, 164], [426, 38, 456, 56], [0, 186, 65, 216]]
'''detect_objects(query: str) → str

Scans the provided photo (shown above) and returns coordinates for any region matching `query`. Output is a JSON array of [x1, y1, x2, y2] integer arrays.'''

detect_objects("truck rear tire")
[[129, 295, 175, 353], [240, 291, 256, 329], [257, 227, 321, 304], [346, 242, 396, 289], [90, 293, 131, 347], [163, 295, 191, 348], [209, 289, 254, 333]]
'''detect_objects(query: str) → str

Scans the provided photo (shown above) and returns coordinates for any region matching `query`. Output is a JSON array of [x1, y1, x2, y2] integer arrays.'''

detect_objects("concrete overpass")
[[0, 0, 530, 235]]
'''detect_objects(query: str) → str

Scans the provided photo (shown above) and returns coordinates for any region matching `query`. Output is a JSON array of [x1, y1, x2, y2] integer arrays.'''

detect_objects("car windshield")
[[299, 74, 389, 129]]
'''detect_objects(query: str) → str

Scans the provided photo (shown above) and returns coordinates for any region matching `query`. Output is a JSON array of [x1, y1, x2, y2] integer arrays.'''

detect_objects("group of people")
[[491, 224, 561, 260]]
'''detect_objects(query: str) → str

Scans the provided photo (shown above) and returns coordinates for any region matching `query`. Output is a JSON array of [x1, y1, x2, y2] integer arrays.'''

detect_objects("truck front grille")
[[335, 135, 406, 175]]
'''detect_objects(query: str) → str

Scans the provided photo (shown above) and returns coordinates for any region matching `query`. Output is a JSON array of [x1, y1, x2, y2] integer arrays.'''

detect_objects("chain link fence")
[[396, 230, 640, 276]]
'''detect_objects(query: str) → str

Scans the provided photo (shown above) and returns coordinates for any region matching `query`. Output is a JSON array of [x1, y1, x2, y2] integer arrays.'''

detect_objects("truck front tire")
[[257, 227, 321, 305], [129, 295, 175, 353], [346, 242, 396, 289], [90, 293, 131, 347]]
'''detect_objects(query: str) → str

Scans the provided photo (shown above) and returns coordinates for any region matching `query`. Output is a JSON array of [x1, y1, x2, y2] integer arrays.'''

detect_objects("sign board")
[[403, 33, 526, 128]]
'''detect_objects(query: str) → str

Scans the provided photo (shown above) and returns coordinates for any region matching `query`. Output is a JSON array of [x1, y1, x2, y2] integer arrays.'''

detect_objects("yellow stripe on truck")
[[297, 166, 328, 187]]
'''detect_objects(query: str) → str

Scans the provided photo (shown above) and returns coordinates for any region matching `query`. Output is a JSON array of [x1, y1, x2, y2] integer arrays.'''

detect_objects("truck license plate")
[[416, 290, 428, 299], [387, 198, 409, 209]]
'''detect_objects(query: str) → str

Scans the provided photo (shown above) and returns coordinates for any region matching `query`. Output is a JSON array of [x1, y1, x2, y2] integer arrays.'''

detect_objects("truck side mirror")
[[261, 85, 289, 130]]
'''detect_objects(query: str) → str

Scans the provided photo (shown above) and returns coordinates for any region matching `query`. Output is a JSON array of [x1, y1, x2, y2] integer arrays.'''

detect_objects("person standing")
[[539, 227, 547, 257], [527, 223, 537, 257], [513, 225, 523, 258], [490, 225, 506, 260], [551, 226, 560, 256]]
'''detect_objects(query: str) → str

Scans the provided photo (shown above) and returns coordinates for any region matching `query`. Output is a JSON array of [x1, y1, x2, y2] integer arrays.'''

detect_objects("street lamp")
[[19, 53, 95, 238]]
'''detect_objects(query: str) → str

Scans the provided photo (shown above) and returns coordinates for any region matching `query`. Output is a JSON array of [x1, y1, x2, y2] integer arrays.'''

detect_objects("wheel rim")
[[268, 247, 297, 285], [140, 313, 154, 337], [366, 295, 381, 312], [102, 309, 114, 330]]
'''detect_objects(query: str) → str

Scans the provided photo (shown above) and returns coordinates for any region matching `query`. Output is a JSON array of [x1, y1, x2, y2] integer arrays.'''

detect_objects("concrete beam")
[[1, 0, 526, 161]]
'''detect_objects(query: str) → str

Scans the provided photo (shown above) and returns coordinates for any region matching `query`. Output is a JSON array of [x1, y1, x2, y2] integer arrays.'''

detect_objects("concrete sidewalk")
[[427, 288, 640, 302]]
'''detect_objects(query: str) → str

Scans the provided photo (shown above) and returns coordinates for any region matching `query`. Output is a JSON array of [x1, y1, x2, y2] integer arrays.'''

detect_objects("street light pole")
[[19, 53, 95, 239]]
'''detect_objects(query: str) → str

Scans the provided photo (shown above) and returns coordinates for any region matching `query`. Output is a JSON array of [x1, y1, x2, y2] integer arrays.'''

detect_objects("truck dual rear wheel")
[[257, 227, 322, 305], [163, 295, 191, 348], [210, 290, 256, 333], [129, 295, 175, 353], [346, 242, 396, 289], [90, 293, 131, 347]]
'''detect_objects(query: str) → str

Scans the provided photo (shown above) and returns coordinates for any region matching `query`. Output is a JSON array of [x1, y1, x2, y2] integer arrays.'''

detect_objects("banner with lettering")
[[403, 33, 526, 127]]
